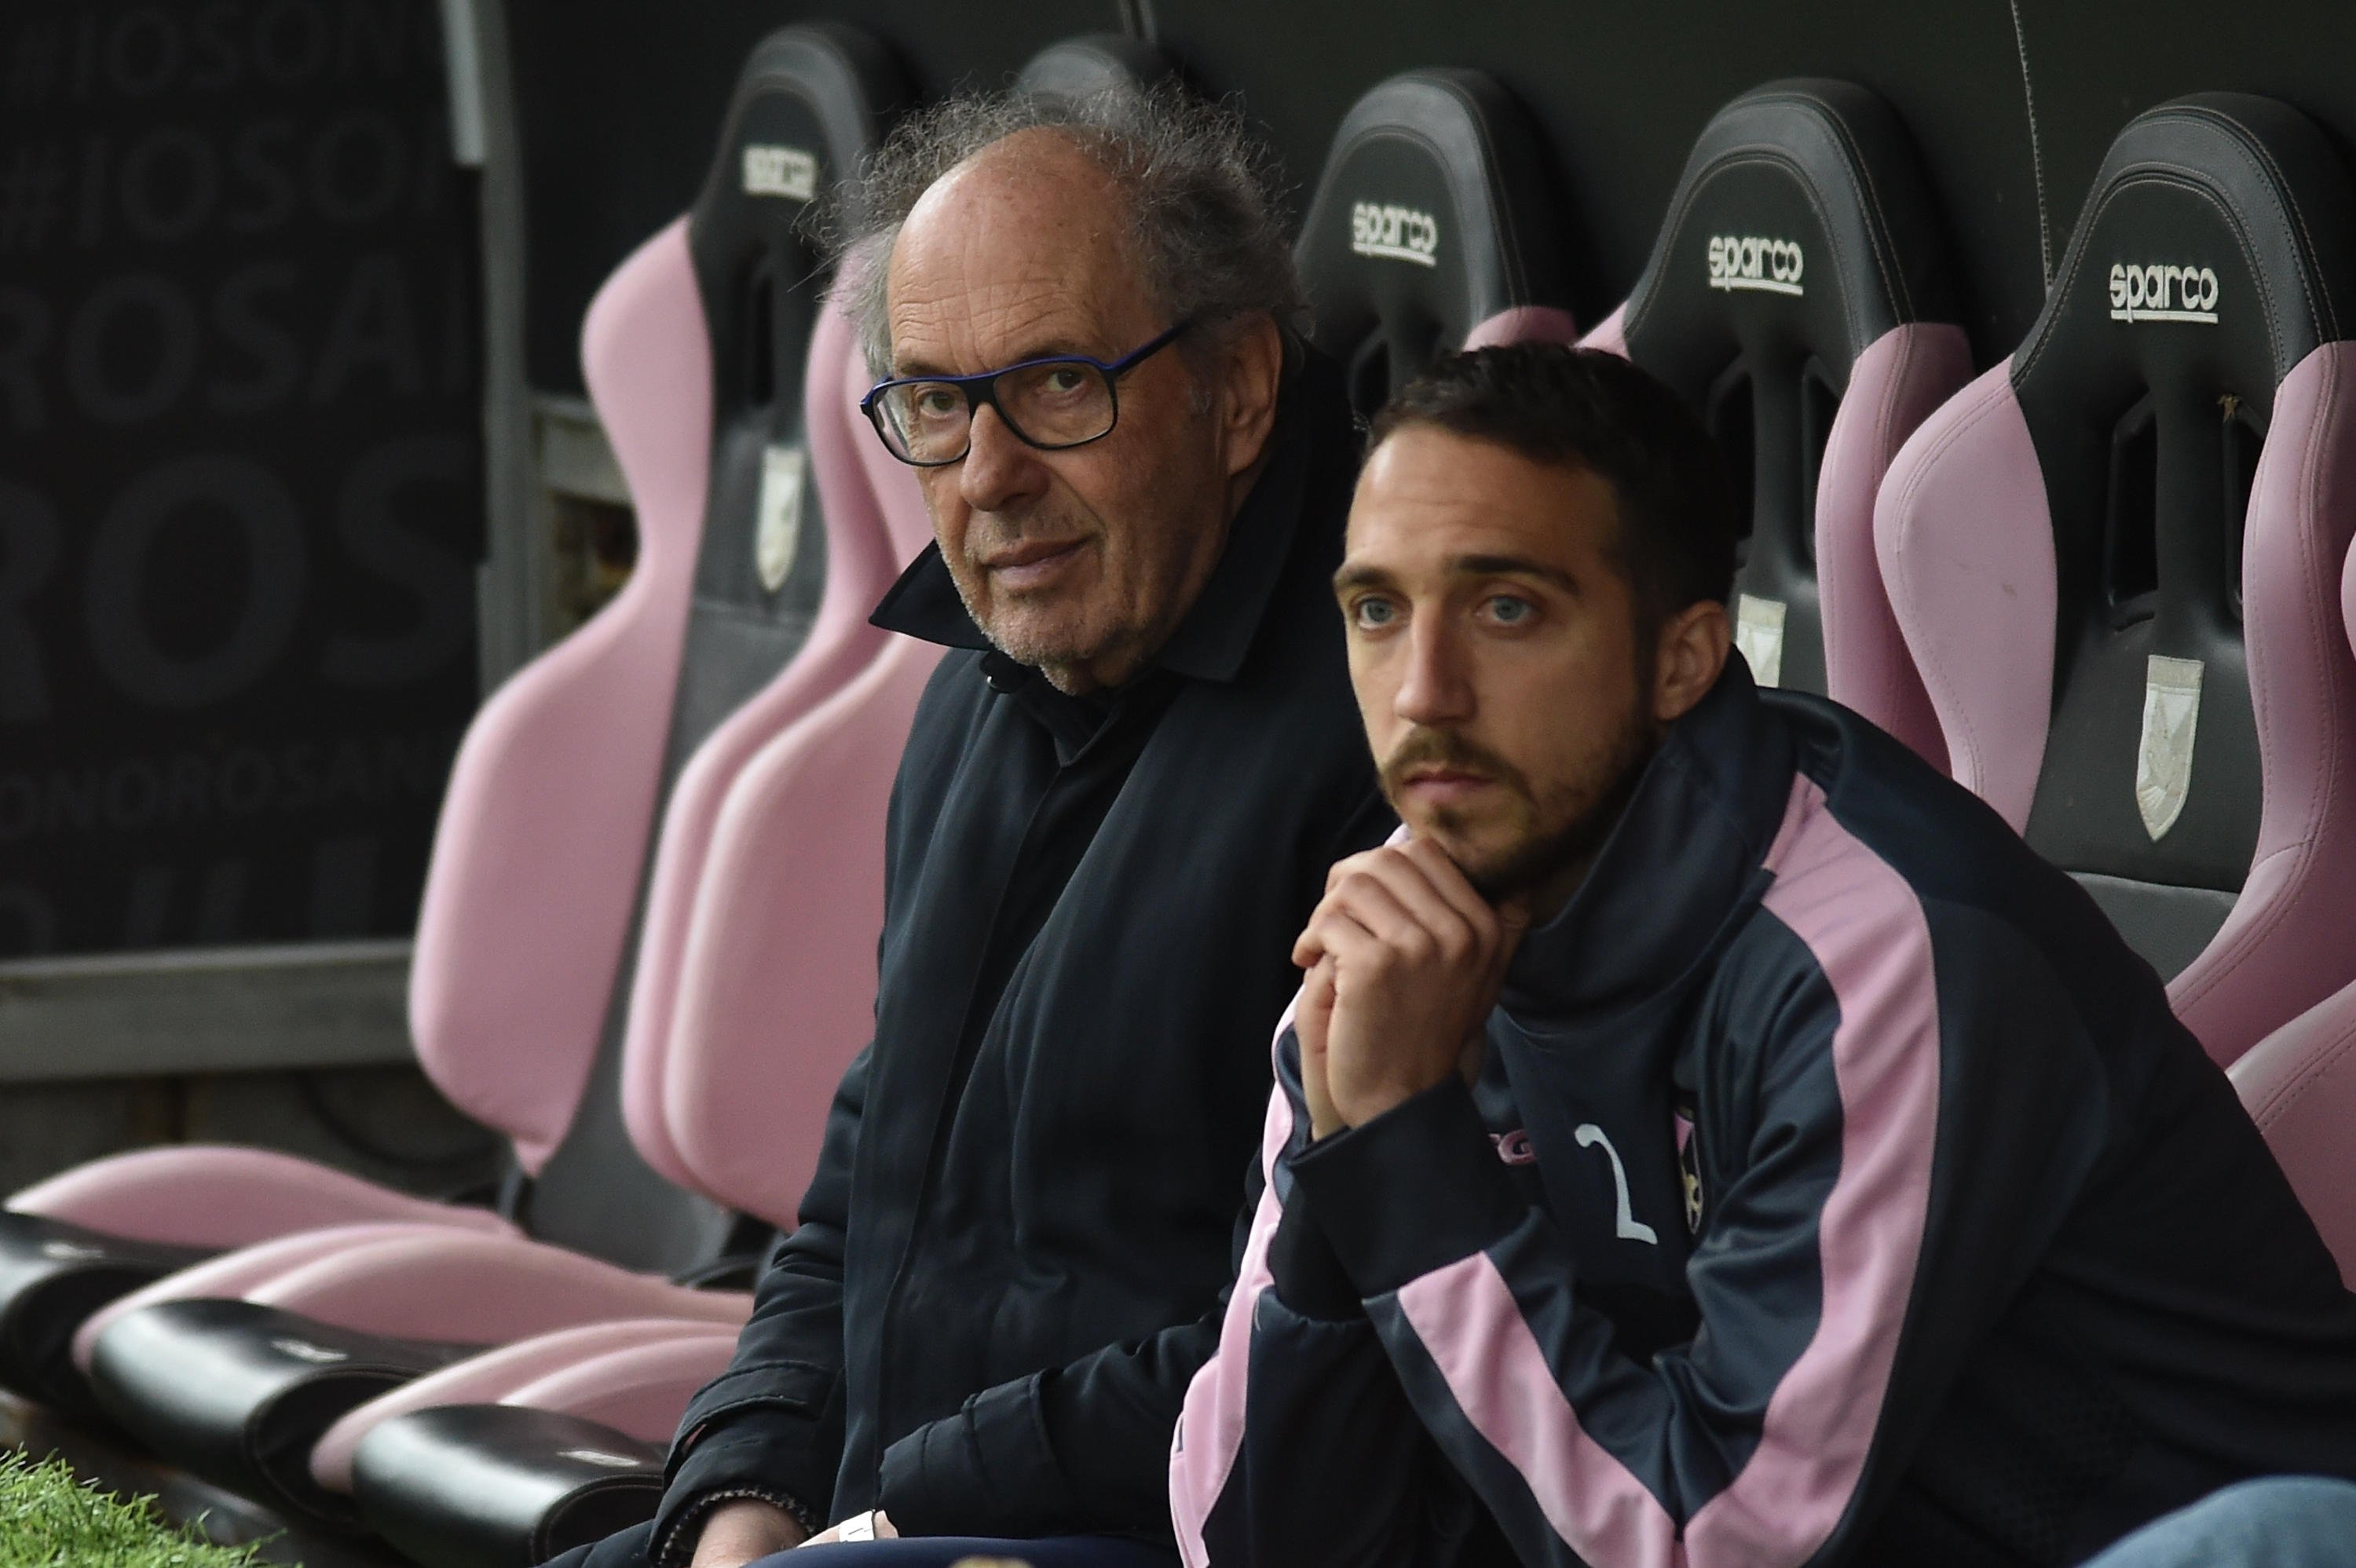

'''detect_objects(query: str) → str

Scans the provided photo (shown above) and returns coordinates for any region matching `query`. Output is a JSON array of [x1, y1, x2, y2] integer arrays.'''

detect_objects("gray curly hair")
[[827, 82, 1305, 380]]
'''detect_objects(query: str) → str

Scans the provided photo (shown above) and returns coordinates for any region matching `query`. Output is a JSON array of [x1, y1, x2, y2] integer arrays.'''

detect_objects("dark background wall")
[[0, 0, 485, 959], [504, 0, 2356, 397]]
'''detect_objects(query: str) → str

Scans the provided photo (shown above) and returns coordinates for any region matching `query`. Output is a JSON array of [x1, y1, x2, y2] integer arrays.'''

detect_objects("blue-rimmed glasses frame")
[[860, 321, 1190, 467]]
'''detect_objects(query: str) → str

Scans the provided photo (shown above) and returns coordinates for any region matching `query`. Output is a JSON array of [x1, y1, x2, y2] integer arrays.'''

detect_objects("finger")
[[1323, 871, 1445, 967], [1293, 883, 1355, 968], [1396, 835, 1505, 938], [1323, 848, 1389, 895], [1294, 890, 1371, 969], [1296, 960, 1337, 1048], [1347, 847, 1492, 963], [1308, 906, 1394, 992]]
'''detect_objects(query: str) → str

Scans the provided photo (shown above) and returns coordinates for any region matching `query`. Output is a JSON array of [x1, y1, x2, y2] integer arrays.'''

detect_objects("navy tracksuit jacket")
[[1172, 664, 2356, 1568]]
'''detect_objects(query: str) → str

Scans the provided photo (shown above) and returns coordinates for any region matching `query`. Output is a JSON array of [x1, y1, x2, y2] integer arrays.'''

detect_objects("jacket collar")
[[868, 353, 1338, 688], [1500, 660, 1798, 1022]]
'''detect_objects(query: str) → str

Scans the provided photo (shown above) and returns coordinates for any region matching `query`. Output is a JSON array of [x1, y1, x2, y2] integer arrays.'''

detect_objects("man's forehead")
[[1348, 423, 1621, 572], [886, 136, 1149, 370]]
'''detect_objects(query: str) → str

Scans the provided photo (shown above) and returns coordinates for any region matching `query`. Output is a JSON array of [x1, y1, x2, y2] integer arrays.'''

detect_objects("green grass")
[[0, 1452, 276, 1568]]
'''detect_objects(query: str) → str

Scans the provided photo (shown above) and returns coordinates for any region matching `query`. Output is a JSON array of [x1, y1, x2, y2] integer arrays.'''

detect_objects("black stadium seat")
[[1014, 33, 1180, 100], [1879, 94, 2356, 1062], [1585, 80, 1970, 726], [1297, 69, 1577, 417]]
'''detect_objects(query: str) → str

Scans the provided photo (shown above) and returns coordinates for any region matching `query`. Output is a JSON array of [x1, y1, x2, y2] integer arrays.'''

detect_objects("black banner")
[[0, 0, 484, 959]]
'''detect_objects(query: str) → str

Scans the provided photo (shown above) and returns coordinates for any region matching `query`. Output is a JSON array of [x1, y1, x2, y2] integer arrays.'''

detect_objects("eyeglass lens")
[[878, 360, 1117, 462]]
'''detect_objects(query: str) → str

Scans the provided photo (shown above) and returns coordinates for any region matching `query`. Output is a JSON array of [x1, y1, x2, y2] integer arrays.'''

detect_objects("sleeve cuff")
[[876, 1371, 1080, 1537], [1285, 1076, 1528, 1297], [650, 1485, 817, 1568], [1267, 1193, 1364, 1321]]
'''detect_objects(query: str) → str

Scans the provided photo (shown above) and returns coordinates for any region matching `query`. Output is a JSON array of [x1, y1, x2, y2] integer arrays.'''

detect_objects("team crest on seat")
[[2137, 656, 2204, 841]]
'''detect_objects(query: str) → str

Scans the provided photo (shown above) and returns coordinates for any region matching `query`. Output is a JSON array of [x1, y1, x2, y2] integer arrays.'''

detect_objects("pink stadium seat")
[[311, 1320, 743, 1493], [2231, 976, 2356, 1287], [308, 297, 938, 1539], [618, 292, 903, 1195], [0, 207, 719, 1424], [1877, 93, 2356, 1063], [72, 24, 920, 1530], [2224, 537, 2356, 1284], [80, 286, 927, 1530], [1568, 81, 1970, 755]]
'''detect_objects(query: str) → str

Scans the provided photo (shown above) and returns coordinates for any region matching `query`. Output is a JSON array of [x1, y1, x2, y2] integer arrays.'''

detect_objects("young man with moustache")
[[1169, 345, 2356, 1568], [551, 85, 1389, 1568]]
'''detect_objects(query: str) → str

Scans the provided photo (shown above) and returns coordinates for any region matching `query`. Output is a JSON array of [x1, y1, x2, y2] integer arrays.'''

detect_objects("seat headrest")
[[686, 25, 906, 439], [1619, 79, 1957, 398], [2012, 94, 2356, 420], [1297, 70, 1572, 415], [1612, 79, 1958, 703], [1015, 35, 1179, 101]]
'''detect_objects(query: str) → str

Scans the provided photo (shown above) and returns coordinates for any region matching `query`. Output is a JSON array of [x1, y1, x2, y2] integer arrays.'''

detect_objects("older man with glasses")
[[545, 82, 1389, 1568]]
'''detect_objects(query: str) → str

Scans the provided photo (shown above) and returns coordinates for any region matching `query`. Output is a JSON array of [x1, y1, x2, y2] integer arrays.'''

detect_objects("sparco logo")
[[1708, 235, 1805, 296], [2109, 262, 2219, 324], [1351, 203, 1440, 267]]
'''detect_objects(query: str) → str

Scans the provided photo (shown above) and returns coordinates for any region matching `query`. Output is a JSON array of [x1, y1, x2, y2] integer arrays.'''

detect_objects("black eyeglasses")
[[860, 321, 1190, 466]]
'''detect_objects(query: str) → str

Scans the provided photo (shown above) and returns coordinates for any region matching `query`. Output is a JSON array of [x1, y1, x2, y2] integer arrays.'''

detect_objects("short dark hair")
[[1367, 345, 1738, 633]]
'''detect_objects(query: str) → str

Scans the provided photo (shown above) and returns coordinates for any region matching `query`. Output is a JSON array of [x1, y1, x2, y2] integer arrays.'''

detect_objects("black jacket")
[[1176, 669, 2356, 1568], [653, 353, 1391, 1558]]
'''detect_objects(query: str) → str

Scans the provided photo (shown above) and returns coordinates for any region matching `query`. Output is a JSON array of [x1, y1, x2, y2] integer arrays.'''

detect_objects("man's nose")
[[1393, 617, 1476, 727], [960, 403, 1050, 513]]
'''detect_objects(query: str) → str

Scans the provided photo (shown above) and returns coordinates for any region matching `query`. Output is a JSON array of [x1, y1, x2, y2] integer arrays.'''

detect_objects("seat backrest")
[[408, 27, 902, 1272], [608, 31, 910, 1204], [616, 294, 904, 1202], [404, 221, 706, 1184], [521, 27, 906, 1272], [1297, 70, 1575, 418], [1014, 34, 1178, 100], [1878, 94, 2356, 1062], [1581, 81, 1967, 738], [2237, 542, 2356, 1281], [663, 330, 942, 1230], [2230, 973, 2356, 1288]]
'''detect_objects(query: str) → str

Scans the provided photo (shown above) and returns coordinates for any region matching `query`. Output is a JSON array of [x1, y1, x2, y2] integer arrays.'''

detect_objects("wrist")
[[682, 1495, 808, 1566]]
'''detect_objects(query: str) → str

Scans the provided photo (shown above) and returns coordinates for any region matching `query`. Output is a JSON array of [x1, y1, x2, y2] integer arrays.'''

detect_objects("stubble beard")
[[1383, 700, 1662, 908], [950, 484, 1219, 694]]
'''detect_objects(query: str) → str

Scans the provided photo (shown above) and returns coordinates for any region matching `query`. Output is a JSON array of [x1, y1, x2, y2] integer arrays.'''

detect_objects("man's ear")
[[1219, 315, 1286, 479], [1652, 599, 1732, 725]]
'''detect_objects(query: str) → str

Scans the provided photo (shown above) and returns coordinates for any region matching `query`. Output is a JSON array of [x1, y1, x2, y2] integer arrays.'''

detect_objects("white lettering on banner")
[[1575, 1124, 1659, 1245], [1734, 593, 1788, 689], [1708, 234, 1805, 296], [1350, 201, 1440, 267], [2136, 655, 2204, 841], [742, 144, 818, 202], [2109, 262, 2220, 324]]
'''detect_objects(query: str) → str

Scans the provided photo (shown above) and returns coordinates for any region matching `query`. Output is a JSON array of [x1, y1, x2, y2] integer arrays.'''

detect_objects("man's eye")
[[1041, 367, 1088, 396], [1486, 595, 1535, 625], [1352, 598, 1398, 630], [913, 388, 962, 419]]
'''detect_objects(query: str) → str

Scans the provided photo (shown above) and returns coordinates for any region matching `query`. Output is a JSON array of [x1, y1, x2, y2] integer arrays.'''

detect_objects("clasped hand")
[[1291, 838, 1527, 1141]]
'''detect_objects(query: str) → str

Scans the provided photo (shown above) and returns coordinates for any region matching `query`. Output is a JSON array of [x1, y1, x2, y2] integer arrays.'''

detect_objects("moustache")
[[960, 503, 1094, 561], [1378, 728, 1536, 805]]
